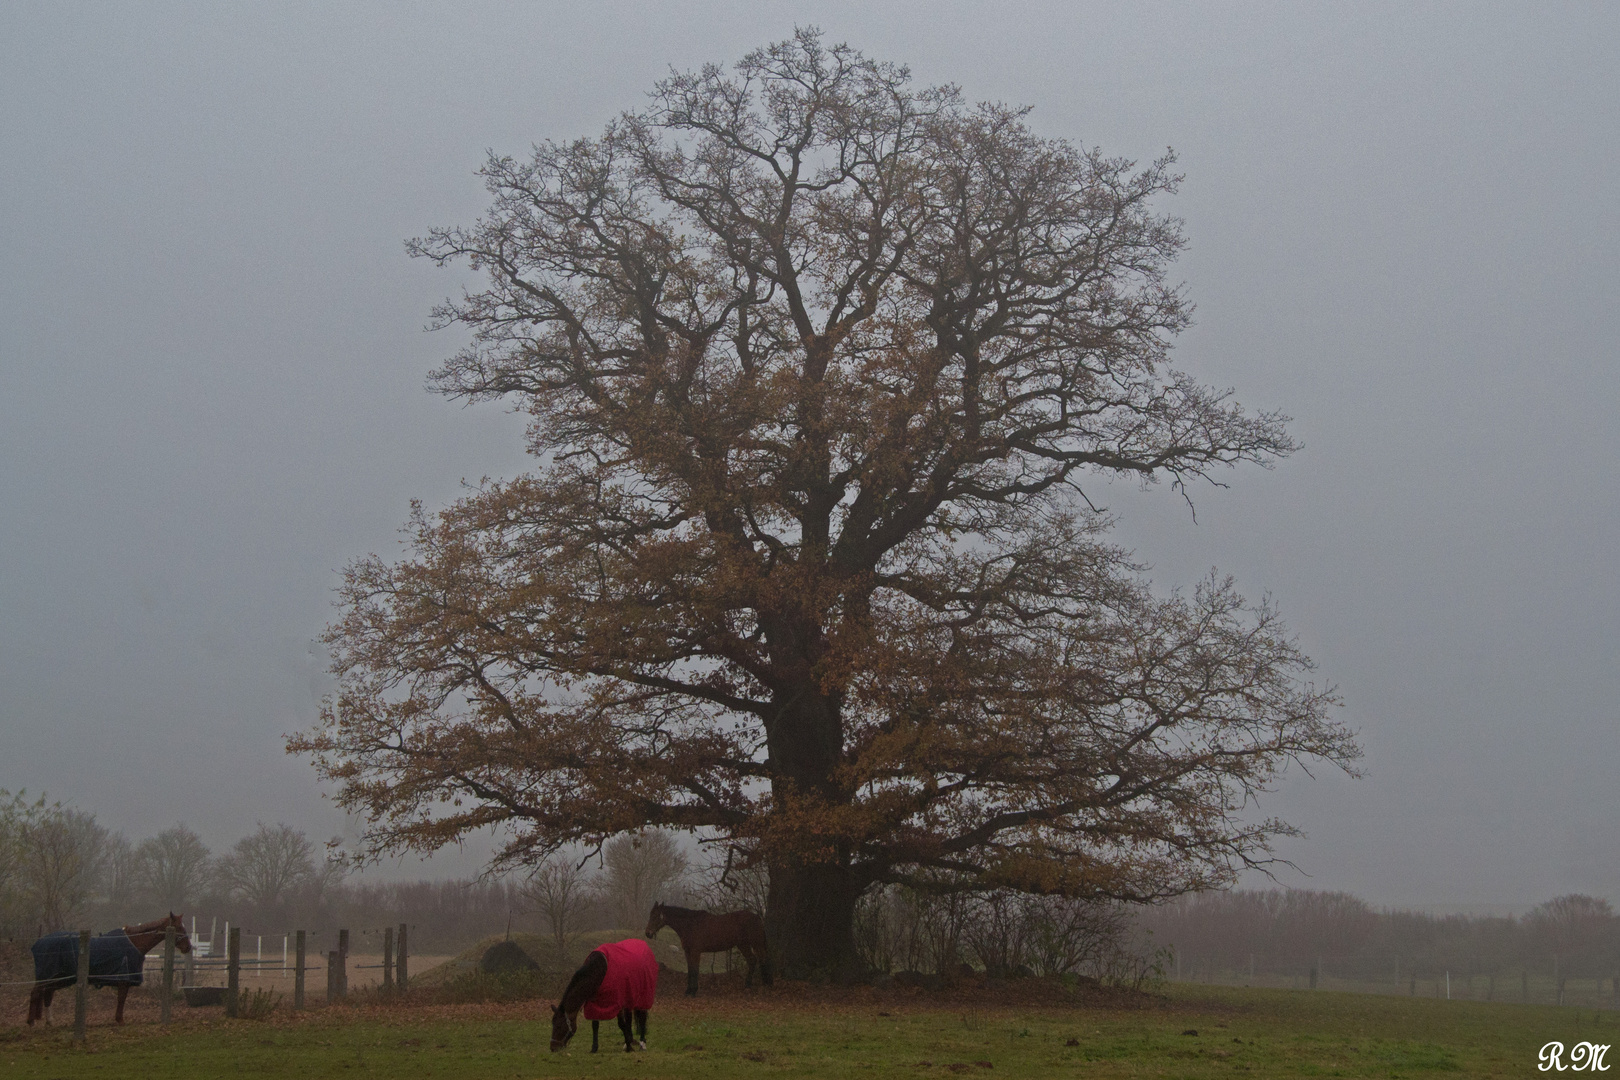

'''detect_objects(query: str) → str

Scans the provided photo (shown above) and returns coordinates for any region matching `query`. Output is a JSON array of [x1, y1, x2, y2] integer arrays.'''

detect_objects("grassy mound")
[[410, 929, 688, 989]]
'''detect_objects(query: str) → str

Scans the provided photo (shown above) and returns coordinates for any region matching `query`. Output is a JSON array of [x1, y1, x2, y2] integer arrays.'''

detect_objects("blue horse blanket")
[[31, 930, 144, 989]]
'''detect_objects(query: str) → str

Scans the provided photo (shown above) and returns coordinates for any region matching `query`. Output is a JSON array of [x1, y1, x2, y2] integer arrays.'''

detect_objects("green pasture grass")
[[2, 982, 1610, 1078]]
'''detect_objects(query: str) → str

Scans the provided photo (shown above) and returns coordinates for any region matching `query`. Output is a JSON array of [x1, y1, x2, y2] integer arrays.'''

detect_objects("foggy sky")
[[2, 2, 1616, 904]]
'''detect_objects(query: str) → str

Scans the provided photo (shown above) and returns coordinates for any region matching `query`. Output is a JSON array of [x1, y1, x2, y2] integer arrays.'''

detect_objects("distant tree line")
[[0, 795, 700, 956], [0, 790, 347, 942], [9, 792, 1612, 981], [1137, 889, 1620, 983]]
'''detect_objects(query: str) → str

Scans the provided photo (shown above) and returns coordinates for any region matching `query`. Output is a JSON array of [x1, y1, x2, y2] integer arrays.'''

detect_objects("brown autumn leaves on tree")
[[290, 30, 1358, 976]]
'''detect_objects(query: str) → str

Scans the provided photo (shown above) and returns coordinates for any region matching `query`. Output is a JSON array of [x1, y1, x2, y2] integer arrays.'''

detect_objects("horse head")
[[168, 912, 194, 954], [645, 901, 666, 939], [548, 1002, 578, 1051]]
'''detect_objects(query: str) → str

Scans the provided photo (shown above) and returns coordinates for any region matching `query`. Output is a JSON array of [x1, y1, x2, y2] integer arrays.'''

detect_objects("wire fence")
[[1166, 950, 1620, 1009], [0, 922, 414, 1026]]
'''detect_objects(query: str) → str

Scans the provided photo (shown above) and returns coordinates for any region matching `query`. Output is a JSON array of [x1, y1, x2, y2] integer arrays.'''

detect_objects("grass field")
[[3, 978, 1610, 1078]]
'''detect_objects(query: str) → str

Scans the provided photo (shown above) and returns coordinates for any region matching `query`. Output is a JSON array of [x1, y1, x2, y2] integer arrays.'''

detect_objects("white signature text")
[[1541, 1042, 1611, 1072]]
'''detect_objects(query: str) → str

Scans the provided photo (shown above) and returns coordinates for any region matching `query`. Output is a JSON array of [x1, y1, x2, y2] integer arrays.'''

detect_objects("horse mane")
[[559, 950, 607, 1013], [118, 914, 189, 955], [120, 916, 173, 936], [657, 903, 761, 923]]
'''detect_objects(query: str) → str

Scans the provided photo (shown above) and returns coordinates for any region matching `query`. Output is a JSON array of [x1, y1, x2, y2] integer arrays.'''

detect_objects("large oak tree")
[[291, 30, 1357, 976]]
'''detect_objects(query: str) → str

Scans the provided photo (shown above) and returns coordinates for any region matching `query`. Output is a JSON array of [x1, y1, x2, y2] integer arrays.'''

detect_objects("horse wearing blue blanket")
[[26, 913, 190, 1026]]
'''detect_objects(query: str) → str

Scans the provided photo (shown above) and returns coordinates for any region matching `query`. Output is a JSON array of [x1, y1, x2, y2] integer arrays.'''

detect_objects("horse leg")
[[26, 985, 39, 1025], [617, 1008, 634, 1051], [741, 947, 755, 988], [686, 949, 700, 997], [116, 984, 130, 1023], [590, 1019, 600, 1053], [43, 988, 55, 1025], [635, 1008, 648, 1050]]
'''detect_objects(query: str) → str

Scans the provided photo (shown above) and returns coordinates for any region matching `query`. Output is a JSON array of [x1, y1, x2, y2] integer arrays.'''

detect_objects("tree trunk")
[[765, 856, 861, 980], [763, 682, 863, 979]]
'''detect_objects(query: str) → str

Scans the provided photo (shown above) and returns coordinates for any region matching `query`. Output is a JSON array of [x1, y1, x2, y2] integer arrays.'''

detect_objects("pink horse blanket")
[[582, 938, 658, 1020]]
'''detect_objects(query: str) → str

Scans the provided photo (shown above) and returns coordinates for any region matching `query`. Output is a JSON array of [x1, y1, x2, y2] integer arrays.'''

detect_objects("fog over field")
[[2, 2, 1615, 905]]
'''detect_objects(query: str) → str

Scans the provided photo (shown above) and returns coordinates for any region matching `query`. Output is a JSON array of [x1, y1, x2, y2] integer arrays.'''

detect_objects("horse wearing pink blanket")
[[549, 938, 658, 1053]]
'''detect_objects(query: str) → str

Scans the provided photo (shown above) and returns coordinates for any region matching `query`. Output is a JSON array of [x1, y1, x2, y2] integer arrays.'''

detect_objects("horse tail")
[[750, 912, 773, 985]]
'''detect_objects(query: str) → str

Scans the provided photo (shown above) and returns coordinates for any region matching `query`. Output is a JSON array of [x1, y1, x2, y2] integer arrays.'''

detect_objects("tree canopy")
[[291, 29, 1357, 975]]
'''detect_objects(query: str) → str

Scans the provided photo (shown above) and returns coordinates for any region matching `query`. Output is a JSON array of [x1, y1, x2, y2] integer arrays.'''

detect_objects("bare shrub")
[[0, 791, 48, 935], [26, 805, 110, 930], [859, 884, 1136, 981], [135, 825, 213, 911], [599, 830, 687, 930], [1527, 894, 1614, 964], [962, 891, 1032, 977], [521, 853, 593, 962], [691, 846, 769, 915], [238, 987, 281, 1019], [1015, 894, 1131, 977], [105, 833, 137, 909], [1093, 931, 1170, 991], [854, 882, 973, 975], [213, 823, 317, 915]]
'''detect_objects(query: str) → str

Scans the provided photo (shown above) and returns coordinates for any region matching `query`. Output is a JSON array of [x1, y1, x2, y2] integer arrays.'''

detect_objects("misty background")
[[1, 2, 1615, 906]]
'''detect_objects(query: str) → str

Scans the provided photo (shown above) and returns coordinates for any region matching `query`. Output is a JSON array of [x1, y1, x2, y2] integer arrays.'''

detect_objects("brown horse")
[[27, 913, 191, 1026], [645, 902, 772, 996]]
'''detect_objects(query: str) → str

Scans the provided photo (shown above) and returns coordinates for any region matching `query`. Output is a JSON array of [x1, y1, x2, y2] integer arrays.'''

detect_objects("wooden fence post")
[[161, 925, 175, 1026], [226, 927, 241, 1017], [382, 926, 394, 992], [397, 923, 408, 992], [337, 929, 349, 1000], [73, 928, 90, 1043], [294, 930, 305, 1009]]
